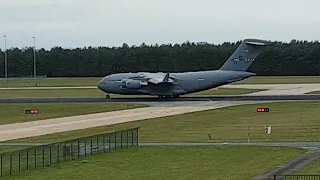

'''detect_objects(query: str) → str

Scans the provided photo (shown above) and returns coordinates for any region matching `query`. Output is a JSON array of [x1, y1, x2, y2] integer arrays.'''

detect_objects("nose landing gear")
[[105, 94, 110, 98]]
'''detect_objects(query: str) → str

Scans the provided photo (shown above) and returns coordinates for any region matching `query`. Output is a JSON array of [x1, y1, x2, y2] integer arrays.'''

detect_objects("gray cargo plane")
[[97, 39, 268, 98]]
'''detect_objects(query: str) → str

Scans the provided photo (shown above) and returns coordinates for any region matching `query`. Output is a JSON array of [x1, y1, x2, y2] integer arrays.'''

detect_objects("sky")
[[0, 0, 319, 49]]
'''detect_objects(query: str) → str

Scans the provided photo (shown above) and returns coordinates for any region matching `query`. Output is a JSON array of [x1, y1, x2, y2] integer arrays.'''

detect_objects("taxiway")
[[0, 94, 320, 104], [2, 83, 320, 95]]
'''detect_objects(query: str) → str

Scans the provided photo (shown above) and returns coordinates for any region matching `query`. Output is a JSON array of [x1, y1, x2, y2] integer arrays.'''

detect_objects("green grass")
[[0, 101, 315, 179], [0, 88, 262, 98], [1, 76, 320, 88], [297, 160, 320, 174], [5, 101, 320, 145], [0, 77, 100, 87], [3, 146, 306, 180], [0, 89, 106, 98], [0, 103, 146, 125], [0, 146, 33, 153]]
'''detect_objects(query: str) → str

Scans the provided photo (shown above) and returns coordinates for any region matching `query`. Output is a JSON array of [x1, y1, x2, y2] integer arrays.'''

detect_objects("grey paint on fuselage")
[[98, 70, 255, 96], [97, 38, 268, 97]]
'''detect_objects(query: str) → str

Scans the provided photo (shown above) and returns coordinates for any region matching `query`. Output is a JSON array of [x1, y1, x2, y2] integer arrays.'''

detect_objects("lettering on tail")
[[233, 56, 255, 64]]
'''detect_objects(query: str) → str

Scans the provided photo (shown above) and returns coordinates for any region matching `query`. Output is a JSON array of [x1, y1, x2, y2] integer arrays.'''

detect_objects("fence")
[[0, 127, 139, 178], [274, 174, 320, 180]]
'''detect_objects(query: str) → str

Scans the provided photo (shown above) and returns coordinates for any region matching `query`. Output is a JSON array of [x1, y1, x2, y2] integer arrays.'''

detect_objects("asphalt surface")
[[1, 95, 320, 103]]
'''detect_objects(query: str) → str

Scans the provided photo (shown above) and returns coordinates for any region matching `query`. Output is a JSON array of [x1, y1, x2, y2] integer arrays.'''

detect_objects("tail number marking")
[[233, 58, 255, 63]]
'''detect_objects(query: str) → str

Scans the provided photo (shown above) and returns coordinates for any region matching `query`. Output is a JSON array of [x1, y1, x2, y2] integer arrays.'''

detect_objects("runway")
[[1, 94, 320, 103]]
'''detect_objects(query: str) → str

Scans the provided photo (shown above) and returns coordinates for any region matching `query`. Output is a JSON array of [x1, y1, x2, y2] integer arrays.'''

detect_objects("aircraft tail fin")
[[219, 39, 268, 71]]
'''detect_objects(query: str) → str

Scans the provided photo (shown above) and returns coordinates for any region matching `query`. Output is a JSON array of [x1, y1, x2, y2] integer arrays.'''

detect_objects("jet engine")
[[121, 79, 142, 89]]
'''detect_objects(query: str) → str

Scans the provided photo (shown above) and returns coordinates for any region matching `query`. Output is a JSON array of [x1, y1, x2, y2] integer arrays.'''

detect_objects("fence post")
[[273, 174, 276, 180], [136, 128, 139, 146], [121, 131, 123, 149], [77, 140, 80, 158], [96, 137, 99, 153], [90, 138, 93, 156], [85, 140, 87, 157], [127, 131, 129, 148], [19, 153, 21, 172], [34, 148, 37, 169], [64, 143, 67, 162], [26, 151, 29, 170], [115, 133, 117, 150], [9, 155, 12, 175], [57, 144, 60, 163], [108, 135, 111, 151], [49, 146, 52, 165], [1, 156, 2, 177], [103, 135, 106, 153], [42, 147, 45, 167], [71, 141, 73, 160], [131, 130, 134, 146]]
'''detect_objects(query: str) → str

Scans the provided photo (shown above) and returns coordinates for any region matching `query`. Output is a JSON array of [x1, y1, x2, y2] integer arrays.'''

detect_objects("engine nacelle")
[[121, 79, 142, 89]]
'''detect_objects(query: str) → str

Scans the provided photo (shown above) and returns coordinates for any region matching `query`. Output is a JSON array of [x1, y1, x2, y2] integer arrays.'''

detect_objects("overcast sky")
[[0, 0, 319, 49]]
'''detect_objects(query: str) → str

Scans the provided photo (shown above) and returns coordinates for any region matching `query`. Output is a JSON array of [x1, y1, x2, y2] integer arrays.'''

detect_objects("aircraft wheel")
[[172, 94, 180, 98], [105, 94, 110, 98]]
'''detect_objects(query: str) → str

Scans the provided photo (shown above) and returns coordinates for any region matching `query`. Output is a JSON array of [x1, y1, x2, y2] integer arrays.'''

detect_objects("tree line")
[[0, 39, 319, 77]]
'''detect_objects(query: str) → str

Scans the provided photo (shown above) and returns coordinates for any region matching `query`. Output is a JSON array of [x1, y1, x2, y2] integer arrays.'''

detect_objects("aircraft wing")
[[140, 72, 174, 84]]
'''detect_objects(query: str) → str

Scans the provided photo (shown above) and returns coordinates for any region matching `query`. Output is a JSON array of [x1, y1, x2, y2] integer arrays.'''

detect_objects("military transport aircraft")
[[97, 38, 268, 98]]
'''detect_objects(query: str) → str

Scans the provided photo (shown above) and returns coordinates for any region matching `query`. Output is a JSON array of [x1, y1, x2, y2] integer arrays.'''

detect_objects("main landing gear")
[[157, 94, 180, 99], [105, 94, 110, 98]]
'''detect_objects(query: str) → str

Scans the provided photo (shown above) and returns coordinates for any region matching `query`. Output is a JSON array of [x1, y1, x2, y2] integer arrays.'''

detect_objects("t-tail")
[[219, 38, 268, 72]]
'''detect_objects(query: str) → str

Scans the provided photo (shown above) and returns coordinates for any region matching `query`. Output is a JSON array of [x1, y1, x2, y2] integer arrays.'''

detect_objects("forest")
[[0, 39, 319, 77]]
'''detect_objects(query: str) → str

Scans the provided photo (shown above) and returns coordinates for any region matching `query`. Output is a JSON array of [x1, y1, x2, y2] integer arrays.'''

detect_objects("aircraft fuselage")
[[97, 70, 255, 96]]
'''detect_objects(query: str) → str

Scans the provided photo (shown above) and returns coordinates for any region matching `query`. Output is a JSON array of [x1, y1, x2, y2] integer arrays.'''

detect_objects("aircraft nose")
[[97, 80, 104, 90]]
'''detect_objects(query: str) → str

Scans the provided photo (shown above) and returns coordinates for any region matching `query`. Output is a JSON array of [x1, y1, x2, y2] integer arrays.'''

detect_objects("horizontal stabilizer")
[[245, 41, 267, 46]]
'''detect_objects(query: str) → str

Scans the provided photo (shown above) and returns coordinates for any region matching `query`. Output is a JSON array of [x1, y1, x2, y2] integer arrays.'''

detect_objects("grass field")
[[0, 88, 262, 98], [0, 103, 146, 125], [4, 101, 319, 145], [0, 78, 99, 87], [3, 146, 306, 180], [297, 160, 320, 175], [1, 76, 320, 88], [0, 101, 316, 179]]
